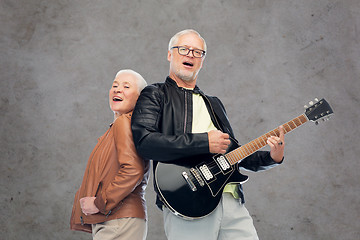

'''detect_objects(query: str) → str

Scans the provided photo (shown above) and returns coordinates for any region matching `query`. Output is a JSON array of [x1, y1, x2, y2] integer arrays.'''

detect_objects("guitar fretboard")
[[226, 114, 308, 165]]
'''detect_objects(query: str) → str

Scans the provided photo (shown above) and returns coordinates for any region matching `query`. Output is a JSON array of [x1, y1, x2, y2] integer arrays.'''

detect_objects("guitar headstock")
[[304, 98, 334, 124]]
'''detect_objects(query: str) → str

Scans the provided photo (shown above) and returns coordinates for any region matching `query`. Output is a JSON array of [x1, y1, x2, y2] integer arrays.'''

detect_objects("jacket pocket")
[[70, 190, 92, 233]]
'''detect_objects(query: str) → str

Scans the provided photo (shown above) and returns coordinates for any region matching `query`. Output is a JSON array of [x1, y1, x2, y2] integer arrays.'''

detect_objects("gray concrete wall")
[[1, 0, 359, 239]]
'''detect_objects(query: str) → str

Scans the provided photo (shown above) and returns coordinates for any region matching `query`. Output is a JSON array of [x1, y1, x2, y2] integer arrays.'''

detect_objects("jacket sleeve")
[[131, 86, 209, 162], [239, 150, 283, 172], [94, 114, 145, 214]]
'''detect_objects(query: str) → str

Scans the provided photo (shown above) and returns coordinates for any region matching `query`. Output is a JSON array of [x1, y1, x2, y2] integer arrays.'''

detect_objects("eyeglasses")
[[171, 46, 206, 58]]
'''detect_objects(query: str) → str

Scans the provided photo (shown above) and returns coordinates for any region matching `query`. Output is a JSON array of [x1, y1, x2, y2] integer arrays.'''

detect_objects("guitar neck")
[[225, 114, 309, 165]]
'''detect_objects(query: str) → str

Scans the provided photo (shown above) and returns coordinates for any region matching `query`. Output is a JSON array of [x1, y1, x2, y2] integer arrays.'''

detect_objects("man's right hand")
[[208, 130, 230, 154]]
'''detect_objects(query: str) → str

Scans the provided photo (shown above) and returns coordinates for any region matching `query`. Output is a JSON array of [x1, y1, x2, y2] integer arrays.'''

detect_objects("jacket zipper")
[[80, 126, 112, 224], [83, 127, 111, 192], [183, 90, 188, 133]]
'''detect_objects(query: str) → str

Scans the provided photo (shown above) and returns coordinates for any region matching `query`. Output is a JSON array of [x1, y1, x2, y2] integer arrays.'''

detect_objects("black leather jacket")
[[131, 77, 280, 207]]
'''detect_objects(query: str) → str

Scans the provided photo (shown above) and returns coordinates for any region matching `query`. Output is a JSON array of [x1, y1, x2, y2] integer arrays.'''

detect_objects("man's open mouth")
[[183, 61, 194, 67]]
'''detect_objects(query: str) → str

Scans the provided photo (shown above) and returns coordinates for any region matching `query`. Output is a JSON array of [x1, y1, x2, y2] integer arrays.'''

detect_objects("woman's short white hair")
[[115, 69, 147, 93], [168, 29, 207, 52]]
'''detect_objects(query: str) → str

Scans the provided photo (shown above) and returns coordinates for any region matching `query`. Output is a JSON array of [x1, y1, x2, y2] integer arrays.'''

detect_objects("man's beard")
[[176, 69, 199, 82]]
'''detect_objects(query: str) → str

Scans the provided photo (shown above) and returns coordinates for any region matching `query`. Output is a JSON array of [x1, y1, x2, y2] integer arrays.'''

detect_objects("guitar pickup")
[[199, 164, 214, 181], [182, 172, 197, 192], [214, 155, 233, 175]]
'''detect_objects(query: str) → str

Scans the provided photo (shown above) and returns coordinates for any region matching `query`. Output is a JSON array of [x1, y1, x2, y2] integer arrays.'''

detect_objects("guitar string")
[[190, 117, 307, 186], [187, 108, 333, 189]]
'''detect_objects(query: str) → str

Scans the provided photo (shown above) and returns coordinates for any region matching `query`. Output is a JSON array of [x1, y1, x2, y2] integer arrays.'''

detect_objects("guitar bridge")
[[182, 171, 197, 192], [190, 168, 205, 187]]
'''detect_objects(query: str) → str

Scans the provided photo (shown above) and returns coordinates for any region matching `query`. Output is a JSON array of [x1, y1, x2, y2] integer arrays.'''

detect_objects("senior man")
[[131, 29, 285, 240]]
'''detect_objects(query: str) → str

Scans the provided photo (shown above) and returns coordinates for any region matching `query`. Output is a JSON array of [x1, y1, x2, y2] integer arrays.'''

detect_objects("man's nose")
[[187, 50, 195, 58]]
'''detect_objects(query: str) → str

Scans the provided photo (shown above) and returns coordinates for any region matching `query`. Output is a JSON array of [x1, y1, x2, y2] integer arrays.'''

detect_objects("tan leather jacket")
[[70, 112, 150, 233]]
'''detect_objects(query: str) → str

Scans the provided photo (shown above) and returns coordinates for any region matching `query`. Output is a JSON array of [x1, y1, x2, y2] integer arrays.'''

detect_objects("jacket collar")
[[110, 111, 133, 127], [166, 76, 202, 94]]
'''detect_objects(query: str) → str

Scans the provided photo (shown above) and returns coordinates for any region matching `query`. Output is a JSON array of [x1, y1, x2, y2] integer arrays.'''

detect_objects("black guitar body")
[[154, 151, 248, 220]]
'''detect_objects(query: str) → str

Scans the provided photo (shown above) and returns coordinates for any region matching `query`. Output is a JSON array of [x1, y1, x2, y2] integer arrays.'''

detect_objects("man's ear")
[[199, 57, 205, 69], [167, 50, 172, 62]]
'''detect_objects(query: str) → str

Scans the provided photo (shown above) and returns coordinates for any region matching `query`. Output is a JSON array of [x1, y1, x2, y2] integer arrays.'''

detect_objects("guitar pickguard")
[[196, 154, 237, 197]]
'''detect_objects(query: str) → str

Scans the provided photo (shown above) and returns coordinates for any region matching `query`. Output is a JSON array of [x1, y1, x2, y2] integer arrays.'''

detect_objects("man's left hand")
[[267, 126, 285, 162]]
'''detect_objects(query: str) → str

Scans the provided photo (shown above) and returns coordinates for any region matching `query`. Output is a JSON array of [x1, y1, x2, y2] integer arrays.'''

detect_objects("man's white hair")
[[168, 29, 207, 52], [115, 69, 147, 93]]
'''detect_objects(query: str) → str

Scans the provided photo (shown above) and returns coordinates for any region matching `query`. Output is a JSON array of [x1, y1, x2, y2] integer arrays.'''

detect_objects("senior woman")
[[70, 69, 149, 240]]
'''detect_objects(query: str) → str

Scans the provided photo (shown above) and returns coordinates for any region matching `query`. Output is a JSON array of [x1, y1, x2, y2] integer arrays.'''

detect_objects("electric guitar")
[[155, 98, 334, 220]]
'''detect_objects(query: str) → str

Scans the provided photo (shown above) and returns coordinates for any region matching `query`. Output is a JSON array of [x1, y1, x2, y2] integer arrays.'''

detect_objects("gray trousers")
[[163, 193, 259, 240], [92, 217, 147, 240]]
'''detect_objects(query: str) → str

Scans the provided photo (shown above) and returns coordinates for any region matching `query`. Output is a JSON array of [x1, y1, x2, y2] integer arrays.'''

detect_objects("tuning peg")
[[315, 121, 319, 125], [309, 101, 314, 106], [304, 105, 308, 109], [314, 98, 319, 102]]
